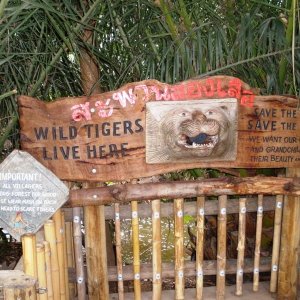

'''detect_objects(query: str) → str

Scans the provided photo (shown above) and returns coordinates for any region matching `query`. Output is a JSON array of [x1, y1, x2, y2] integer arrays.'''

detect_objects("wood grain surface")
[[18, 76, 300, 181]]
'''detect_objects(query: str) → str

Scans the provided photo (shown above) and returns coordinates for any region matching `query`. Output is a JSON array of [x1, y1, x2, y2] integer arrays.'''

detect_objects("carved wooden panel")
[[146, 99, 238, 163]]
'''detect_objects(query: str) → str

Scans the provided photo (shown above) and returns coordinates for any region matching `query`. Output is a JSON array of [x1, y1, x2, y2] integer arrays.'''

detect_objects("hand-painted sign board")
[[18, 76, 300, 182], [0, 150, 69, 241]]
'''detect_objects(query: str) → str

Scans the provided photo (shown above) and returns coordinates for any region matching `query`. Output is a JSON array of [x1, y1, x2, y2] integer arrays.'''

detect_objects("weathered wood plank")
[[67, 257, 272, 283], [63, 195, 277, 221], [18, 76, 300, 182], [278, 168, 300, 299], [67, 177, 300, 207]]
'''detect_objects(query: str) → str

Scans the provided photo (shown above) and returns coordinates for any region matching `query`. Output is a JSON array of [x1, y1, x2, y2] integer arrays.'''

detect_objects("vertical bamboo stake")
[[44, 241, 53, 300], [22, 234, 37, 278], [235, 198, 246, 296], [61, 211, 70, 300], [216, 195, 227, 300], [196, 196, 205, 300], [131, 200, 141, 300], [114, 203, 124, 300], [270, 195, 283, 293], [44, 219, 60, 300], [278, 168, 300, 299], [174, 198, 184, 300], [65, 221, 76, 299], [36, 243, 48, 300], [253, 194, 263, 292], [73, 207, 86, 300], [53, 209, 67, 300], [152, 199, 162, 299]]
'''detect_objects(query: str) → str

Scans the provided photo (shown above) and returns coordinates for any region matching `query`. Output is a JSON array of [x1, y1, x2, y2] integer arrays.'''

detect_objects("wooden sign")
[[146, 99, 238, 163], [0, 150, 69, 241], [18, 76, 300, 182]]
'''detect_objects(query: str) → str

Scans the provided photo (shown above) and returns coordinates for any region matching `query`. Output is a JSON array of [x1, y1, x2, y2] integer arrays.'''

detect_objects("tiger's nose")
[[192, 111, 206, 121]]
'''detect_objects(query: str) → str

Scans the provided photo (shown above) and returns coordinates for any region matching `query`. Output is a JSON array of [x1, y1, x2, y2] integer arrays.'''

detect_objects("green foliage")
[[0, 0, 299, 154]]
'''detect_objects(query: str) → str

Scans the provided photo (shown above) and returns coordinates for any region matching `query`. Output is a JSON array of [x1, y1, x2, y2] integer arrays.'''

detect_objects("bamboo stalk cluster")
[[22, 209, 75, 300]]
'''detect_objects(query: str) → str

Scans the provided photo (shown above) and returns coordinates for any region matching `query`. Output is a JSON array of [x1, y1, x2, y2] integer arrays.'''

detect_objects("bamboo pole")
[[22, 234, 37, 278], [278, 168, 300, 299], [235, 198, 246, 296], [3, 273, 37, 300], [253, 194, 263, 292], [73, 207, 86, 300], [68, 176, 300, 207], [196, 196, 205, 300], [152, 199, 162, 299], [53, 209, 67, 300], [36, 243, 48, 300], [44, 241, 54, 300], [270, 195, 283, 293], [131, 200, 141, 300], [114, 203, 124, 300], [61, 211, 70, 300], [174, 198, 184, 300], [216, 195, 227, 300], [65, 221, 76, 298], [44, 219, 60, 300]]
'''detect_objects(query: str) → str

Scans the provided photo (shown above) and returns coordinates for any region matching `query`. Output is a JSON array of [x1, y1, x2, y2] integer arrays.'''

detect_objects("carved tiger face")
[[160, 106, 233, 159]]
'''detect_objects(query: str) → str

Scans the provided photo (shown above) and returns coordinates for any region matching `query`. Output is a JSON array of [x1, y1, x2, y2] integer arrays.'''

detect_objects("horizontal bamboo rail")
[[68, 177, 300, 206], [63, 196, 276, 221]]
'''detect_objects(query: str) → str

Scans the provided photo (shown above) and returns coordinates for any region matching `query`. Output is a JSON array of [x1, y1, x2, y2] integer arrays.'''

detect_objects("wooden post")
[[53, 209, 67, 300], [36, 243, 48, 300], [84, 204, 109, 299], [1, 271, 37, 300], [131, 200, 141, 300], [216, 195, 227, 300], [43, 241, 54, 300], [152, 199, 162, 299], [44, 219, 60, 300], [278, 168, 300, 299], [236, 198, 246, 296], [174, 198, 184, 300], [253, 194, 263, 292], [196, 196, 205, 300], [73, 207, 86, 300], [270, 195, 283, 293], [78, 2, 111, 297]]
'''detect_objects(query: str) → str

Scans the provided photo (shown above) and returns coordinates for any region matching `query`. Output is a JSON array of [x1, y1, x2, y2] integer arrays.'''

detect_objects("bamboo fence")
[[12, 173, 300, 299]]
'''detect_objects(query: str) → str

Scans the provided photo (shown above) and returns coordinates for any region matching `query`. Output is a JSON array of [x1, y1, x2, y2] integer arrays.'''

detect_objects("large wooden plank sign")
[[18, 76, 300, 182], [0, 150, 69, 241]]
